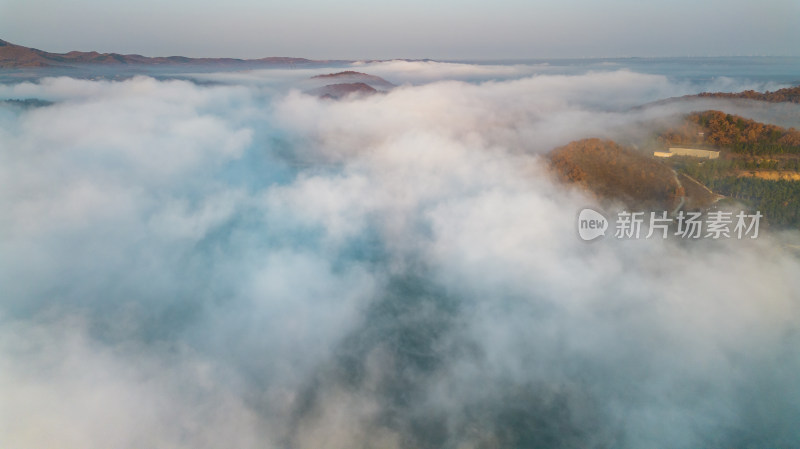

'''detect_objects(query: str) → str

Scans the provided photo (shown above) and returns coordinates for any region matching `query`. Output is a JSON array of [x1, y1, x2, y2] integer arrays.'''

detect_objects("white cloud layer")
[[1, 67, 799, 448]]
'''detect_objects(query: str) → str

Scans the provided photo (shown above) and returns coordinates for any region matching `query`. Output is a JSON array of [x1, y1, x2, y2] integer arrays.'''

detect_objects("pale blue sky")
[[1, 0, 798, 59]]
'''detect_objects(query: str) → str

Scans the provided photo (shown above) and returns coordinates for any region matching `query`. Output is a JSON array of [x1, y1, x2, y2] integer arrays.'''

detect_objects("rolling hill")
[[549, 138, 686, 211]]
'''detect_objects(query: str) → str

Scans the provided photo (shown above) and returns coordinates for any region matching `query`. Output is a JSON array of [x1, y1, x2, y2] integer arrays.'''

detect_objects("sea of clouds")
[[1, 64, 799, 448]]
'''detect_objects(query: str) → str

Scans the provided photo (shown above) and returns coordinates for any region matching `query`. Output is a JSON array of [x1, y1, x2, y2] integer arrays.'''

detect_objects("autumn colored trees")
[[549, 138, 683, 210], [658, 111, 800, 155]]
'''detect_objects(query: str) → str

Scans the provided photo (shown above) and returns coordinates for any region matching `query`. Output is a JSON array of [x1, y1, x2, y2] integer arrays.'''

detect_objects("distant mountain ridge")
[[633, 85, 800, 111], [0, 38, 322, 68], [691, 86, 800, 104]]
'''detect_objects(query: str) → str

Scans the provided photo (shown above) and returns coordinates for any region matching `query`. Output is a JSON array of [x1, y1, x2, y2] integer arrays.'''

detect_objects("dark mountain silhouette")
[[310, 71, 395, 90], [0, 38, 321, 68]]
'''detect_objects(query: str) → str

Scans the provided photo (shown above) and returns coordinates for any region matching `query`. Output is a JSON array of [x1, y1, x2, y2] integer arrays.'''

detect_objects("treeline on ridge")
[[694, 86, 800, 104], [658, 110, 800, 155]]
